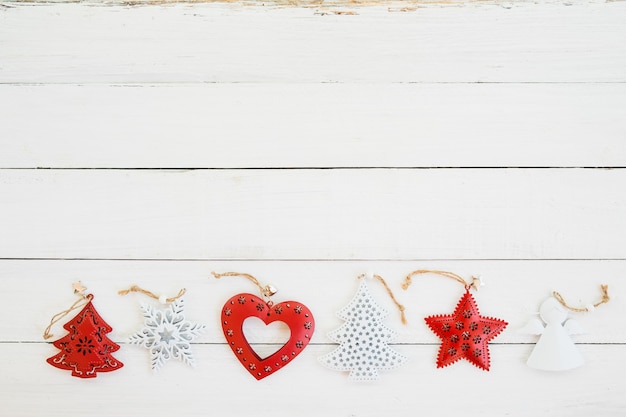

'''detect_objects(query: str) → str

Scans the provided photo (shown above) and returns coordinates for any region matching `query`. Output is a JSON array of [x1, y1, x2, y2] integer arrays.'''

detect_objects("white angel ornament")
[[522, 285, 609, 371]]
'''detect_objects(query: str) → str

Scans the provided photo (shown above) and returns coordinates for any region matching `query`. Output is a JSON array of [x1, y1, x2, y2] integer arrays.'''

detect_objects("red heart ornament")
[[221, 293, 315, 380]]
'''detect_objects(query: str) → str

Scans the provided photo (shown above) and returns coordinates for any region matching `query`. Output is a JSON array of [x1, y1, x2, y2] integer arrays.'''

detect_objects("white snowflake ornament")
[[129, 298, 206, 372], [319, 279, 407, 381]]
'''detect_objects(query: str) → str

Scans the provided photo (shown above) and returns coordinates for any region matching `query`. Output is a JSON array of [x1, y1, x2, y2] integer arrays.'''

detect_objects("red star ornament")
[[425, 289, 507, 371]]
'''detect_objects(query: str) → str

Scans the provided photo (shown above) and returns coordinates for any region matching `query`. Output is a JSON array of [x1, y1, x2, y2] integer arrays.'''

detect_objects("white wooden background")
[[1, 1, 625, 416]]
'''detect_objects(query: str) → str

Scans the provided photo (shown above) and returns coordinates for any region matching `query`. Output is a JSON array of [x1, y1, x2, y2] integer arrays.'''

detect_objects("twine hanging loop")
[[212, 271, 278, 299], [402, 269, 481, 292], [553, 284, 610, 313], [358, 272, 407, 325], [118, 285, 186, 303], [43, 282, 92, 340]]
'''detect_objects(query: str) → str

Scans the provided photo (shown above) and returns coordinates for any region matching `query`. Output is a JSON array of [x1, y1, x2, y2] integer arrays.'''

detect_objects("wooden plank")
[[1, 343, 624, 417], [8, 259, 624, 344], [1, 3, 625, 84], [0, 168, 624, 260], [1, 3, 624, 417], [2, 83, 625, 168]]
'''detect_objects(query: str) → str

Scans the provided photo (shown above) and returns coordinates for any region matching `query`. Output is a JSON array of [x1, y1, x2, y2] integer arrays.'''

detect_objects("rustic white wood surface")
[[1, 168, 626, 260], [2, 84, 626, 168], [0, 2, 625, 417], [1, 2, 625, 84]]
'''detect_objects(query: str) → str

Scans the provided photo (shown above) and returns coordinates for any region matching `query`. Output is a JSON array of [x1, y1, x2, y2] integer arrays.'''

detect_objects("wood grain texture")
[[1, 168, 625, 260], [1, 83, 625, 168], [1, 343, 624, 417], [0, 2, 624, 417], [1, 2, 625, 83], [3, 260, 623, 343]]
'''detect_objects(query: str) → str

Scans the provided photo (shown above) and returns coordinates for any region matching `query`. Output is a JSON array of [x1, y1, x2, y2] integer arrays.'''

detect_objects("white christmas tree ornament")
[[319, 278, 407, 381]]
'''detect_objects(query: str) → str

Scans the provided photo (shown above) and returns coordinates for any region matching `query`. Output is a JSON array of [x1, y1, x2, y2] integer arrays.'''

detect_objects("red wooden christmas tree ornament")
[[425, 289, 507, 371], [46, 293, 123, 378], [213, 271, 315, 380]]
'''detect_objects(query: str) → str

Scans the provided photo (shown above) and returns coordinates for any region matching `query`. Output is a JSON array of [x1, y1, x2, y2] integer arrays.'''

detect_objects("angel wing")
[[563, 319, 585, 335], [519, 318, 545, 335]]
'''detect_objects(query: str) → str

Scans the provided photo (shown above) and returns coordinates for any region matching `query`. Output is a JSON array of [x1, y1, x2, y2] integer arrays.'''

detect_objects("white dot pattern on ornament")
[[320, 280, 407, 381]]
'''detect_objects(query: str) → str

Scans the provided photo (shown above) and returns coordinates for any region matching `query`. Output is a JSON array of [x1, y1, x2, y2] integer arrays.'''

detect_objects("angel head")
[[538, 297, 568, 325]]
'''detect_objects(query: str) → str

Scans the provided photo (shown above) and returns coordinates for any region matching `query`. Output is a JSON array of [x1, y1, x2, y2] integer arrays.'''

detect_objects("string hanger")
[[553, 284, 610, 313], [43, 281, 92, 340], [358, 272, 407, 325], [211, 271, 278, 302], [402, 269, 482, 292], [118, 285, 186, 304]]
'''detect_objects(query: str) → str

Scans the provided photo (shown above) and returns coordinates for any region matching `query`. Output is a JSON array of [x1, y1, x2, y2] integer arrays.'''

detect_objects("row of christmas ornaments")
[[43, 269, 610, 380]]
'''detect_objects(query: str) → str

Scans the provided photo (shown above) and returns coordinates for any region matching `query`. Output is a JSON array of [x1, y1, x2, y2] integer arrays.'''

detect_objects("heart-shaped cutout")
[[243, 318, 291, 359], [221, 293, 315, 380]]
